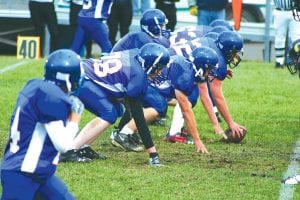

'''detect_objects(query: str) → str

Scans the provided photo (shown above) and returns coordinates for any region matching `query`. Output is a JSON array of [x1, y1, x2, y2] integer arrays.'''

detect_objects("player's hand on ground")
[[214, 125, 224, 136], [195, 140, 209, 154], [229, 122, 246, 138]]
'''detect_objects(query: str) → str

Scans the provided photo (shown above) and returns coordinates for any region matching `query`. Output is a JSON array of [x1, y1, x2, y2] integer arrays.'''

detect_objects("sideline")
[[278, 139, 300, 200], [0, 60, 29, 74]]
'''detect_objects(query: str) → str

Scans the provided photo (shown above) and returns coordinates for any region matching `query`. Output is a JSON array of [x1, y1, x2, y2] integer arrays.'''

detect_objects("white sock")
[[213, 106, 218, 114], [169, 103, 184, 136], [120, 125, 134, 135]]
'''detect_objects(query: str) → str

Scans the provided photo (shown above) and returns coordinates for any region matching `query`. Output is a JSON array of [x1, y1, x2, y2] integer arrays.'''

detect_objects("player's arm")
[[210, 79, 245, 137], [45, 116, 80, 153], [198, 82, 224, 135], [174, 89, 208, 154], [45, 96, 84, 153]]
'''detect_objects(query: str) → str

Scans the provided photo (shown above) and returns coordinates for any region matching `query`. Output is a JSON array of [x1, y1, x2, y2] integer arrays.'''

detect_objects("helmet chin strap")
[[141, 25, 160, 38]]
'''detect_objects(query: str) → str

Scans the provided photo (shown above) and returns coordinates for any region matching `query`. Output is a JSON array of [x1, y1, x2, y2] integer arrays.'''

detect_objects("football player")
[[70, 0, 113, 57], [112, 46, 219, 154], [60, 43, 170, 166], [167, 31, 247, 141], [109, 8, 171, 149], [112, 8, 170, 51], [168, 20, 232, 123], [1, 49, 84, 199]]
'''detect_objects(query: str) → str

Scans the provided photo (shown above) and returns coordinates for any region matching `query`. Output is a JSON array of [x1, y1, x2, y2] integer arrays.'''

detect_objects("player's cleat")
[[149, 155, 164, 167], [150, 117, 167, 127], [110, 127, 119, 140], [128, 133, 143, 145], [180, 128, 194, 144], [79, 146, 107, 160], [111, 132, 144, 152], [163, 129, 194, 145], [59, 149, 91, 163]]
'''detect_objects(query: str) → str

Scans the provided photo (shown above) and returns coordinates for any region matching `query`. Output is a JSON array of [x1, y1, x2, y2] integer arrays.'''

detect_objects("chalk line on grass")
[[0, 60, 29, 74]]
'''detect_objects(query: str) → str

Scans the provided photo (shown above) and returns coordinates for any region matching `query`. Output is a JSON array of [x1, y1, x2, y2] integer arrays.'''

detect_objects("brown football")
[[221, 128, 247, 143]]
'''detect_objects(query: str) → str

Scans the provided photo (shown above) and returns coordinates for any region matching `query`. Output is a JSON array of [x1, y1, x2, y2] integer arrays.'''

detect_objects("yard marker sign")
[[17, 36, 40, 59]]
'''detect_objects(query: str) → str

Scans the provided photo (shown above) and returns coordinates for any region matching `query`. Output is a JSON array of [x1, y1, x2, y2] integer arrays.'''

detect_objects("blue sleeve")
[[37, 86, 71, 124], [112, 32, 151, 52], [126, 67, 147, 99], [169, 56, 195, 96]]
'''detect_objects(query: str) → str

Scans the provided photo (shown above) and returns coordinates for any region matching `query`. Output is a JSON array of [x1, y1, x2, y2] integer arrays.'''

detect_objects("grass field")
[[0, 56, 299, 199]]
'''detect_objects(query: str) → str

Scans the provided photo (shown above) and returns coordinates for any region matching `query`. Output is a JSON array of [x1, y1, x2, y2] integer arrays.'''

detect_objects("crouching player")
[[111, 46, 221, 153], [1, 50, 84, 199], [167, 31, 247, 142], [60, 43, 170, 166]]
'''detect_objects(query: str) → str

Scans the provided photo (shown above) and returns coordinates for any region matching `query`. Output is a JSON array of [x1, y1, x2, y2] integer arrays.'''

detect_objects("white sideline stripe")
[[0, 60, 29, 74], [278, 139, 300, 200]]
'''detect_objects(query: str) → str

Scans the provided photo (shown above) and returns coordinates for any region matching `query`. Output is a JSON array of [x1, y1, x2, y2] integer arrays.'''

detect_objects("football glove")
[[189, 6, 198, 16], [69, 95, 84, 115]]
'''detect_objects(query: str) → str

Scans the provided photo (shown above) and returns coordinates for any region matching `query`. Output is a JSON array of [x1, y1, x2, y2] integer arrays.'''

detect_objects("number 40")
[[17, 36, 40, 59]]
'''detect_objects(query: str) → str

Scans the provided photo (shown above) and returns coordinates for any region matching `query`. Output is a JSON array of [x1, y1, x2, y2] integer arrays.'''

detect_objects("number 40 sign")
[[17, 36, 40, 59]]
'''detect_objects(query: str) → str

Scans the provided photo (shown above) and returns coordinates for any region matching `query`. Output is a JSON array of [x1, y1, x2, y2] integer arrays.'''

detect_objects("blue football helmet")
[[140, 9, 168, 38], [189, 46, 219, 82], [286, 39, 300, 77], [44, 49, 82, 93], [216, 31, 244, 68], [209, 19, 233, 31], [209, 26, 229, 34], [137, 43, 170, 84], [203, 32, 220, 42]]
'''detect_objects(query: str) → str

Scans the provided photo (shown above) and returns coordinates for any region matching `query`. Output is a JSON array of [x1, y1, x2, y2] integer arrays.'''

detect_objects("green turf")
[[0, 57, 299, 199]]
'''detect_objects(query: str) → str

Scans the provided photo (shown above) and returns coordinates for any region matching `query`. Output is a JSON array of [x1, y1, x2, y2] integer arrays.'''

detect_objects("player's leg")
[[112, 85, 167, 151], [60, 79, 115, 162], [1, 170, 39, 199], [87, 18, 112, 54], [70, 17, 89, 54], [35, 175, 75, 200], [274, 10, 291, 67]]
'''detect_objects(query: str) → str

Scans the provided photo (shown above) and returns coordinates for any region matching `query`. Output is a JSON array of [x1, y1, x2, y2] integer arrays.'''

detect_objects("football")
[[220, 128, 247, 143]]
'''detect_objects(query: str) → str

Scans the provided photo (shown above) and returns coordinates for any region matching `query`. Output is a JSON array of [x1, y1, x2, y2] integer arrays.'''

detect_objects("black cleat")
[[149, 155, 164, 167], [150, 117, 167, 127], [111, 132, 144, 152], [275, 62, 284, 68], [128, 133, 143, 145], [79, 146, 107, 160], [59, 149, 91, 163]]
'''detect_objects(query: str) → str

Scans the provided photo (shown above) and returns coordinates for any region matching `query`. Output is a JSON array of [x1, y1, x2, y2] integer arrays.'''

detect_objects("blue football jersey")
[[112, 31, 170, 52], [154, 55, 195, 99], [1, 79, 72, 179], [169, 25, 212, 45], [82, 49, 148, 99], [79, 0, 112, 19], [169, 37, 227, 81]]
